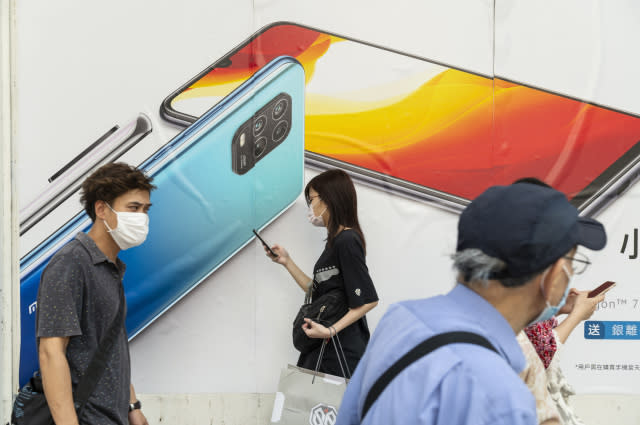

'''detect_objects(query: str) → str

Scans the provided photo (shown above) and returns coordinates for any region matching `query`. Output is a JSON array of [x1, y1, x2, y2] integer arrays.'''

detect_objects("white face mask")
[[103, 203, 149, 250], [307, 205, 326, 227]]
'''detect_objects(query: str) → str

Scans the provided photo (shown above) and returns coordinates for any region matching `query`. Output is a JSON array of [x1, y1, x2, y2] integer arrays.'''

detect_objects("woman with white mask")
[[264, 169, 379, 377]]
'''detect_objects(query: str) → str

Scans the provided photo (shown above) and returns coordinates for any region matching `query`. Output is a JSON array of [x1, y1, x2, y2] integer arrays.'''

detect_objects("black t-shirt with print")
[[297, 229, 378, 377]]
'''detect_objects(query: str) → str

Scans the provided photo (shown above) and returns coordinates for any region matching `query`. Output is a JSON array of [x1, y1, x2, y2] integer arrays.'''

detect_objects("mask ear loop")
[[313, 207, 327, 221], [102, 202, 118, 232], [538, 267, 552, 308], [103, 220, 115, 232], [539, 260, 572, 309]]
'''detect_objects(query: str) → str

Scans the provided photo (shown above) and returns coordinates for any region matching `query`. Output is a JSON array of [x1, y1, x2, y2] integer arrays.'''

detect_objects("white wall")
[[0, 0, 19, 421]]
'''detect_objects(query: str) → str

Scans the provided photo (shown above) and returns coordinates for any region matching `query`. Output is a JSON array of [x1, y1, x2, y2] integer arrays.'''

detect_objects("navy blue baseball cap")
[[457, 183, 607, 279]]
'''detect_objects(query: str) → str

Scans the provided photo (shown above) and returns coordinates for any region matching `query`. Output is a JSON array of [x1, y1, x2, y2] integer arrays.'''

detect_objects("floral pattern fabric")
[[517, 331, 561, 424], [524, 317, 558, 368], [547, 331, 586, 425]]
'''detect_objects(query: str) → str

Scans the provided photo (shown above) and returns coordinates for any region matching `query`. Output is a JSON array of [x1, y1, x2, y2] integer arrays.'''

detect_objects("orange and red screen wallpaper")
[[171, 24, 640, 203]]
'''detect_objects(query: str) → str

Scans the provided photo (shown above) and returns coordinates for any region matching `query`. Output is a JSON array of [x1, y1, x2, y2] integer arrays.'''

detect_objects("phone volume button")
[[616, 179, 633, 195]]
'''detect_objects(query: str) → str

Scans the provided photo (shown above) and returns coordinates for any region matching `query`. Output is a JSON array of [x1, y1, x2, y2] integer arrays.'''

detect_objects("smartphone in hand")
[[253, 228, 278, 258], [588, 281, 616, 298]]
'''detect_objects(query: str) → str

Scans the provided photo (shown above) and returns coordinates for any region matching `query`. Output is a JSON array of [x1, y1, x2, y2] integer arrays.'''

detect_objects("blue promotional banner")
[[584, 321, 640, 340]]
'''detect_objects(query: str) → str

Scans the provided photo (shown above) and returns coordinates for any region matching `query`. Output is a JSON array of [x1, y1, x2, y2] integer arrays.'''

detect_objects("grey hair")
[[451, 248, 541, 288]]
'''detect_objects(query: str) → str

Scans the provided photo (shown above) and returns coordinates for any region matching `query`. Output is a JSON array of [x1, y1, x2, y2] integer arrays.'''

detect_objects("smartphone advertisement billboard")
[[13, 0, 640, 397]]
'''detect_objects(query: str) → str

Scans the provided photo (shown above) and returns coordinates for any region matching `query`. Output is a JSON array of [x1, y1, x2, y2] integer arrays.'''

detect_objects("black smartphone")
[[253, 228, 278, 258], [160, 22, 640, 217]]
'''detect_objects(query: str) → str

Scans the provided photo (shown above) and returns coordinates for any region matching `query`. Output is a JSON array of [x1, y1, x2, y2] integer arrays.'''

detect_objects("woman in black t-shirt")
[[265, 169, 379, 377]]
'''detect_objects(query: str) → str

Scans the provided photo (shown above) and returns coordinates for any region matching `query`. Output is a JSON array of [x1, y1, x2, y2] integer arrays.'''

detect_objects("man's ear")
[[94, 200, 107, 221], [541, 257, 566, 298]]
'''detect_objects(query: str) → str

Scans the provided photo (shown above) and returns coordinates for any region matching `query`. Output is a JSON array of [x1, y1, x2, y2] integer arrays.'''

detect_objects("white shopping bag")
[[271, 364, 347, 425], [272, 335, 351, 425]]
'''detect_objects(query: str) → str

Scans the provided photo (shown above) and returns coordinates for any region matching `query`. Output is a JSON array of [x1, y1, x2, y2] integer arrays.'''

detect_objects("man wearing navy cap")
[[336, 182, 607, 425]]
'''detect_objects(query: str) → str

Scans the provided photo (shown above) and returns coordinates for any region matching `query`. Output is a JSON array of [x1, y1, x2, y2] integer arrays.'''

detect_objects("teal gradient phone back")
[[120, 57, 305, 337], [18, 57, 305, 387]]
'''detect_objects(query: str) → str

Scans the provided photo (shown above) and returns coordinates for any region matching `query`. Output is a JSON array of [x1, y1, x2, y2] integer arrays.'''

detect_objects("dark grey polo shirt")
[[36, 232, 130, 425]]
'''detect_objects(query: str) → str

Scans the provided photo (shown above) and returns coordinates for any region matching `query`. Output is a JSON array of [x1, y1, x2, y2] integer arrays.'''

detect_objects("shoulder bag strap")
[[361, 331, 498, 421], [305, 278, 315, 304], [73, 285, 126, 414]]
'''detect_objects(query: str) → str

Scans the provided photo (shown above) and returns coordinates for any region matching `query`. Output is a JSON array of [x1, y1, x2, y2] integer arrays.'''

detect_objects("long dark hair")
[[305, 169, 366, 254]]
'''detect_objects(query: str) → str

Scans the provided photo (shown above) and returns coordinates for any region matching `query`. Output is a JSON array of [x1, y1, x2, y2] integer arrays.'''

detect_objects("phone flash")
[[239, 133, 246, 147]]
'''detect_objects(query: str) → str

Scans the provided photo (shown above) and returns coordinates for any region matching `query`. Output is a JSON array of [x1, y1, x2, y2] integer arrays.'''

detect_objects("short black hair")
[[80, 162, 155, 221]]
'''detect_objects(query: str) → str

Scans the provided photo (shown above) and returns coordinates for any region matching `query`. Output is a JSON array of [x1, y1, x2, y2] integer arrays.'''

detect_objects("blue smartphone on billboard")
[[18, 56, 305, 384]]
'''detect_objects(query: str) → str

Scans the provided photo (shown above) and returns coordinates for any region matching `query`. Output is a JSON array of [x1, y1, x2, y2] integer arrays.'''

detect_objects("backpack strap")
[[361, 331, 499, 421]]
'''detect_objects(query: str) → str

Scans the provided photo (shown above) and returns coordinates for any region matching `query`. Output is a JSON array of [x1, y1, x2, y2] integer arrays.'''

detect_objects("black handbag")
[[292, 283, 349, 353], [10, 375, 52, 425], [12, 287, 126, 425]]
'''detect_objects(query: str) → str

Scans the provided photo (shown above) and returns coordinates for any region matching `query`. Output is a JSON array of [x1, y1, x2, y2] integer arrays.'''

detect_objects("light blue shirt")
[[335, 284, 536, 425]]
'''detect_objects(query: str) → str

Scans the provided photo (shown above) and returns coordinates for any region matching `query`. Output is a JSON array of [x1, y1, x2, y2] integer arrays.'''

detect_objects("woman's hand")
[[558, 288, 580, 315], [265, 244, 290, 266], [568, 290, 605, 322], [554, 290, 605, 344], [302, 318, 331, 339]]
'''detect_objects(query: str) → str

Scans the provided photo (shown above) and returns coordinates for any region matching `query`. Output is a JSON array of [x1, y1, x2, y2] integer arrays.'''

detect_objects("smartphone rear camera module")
[[272, 98, 288, 120], [254, 137, 267, 158], [232, 92, 292, 175], [272, 120, 289, 143], [253, 115, 267, 136]]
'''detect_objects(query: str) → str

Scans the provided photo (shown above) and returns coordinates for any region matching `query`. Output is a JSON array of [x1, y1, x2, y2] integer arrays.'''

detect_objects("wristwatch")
[[128, 400, 142, 412]]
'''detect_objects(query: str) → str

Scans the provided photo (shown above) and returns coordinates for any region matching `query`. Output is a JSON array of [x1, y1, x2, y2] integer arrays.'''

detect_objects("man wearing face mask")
[[335, 182, 607, 425], [36, 162, 155, 425]]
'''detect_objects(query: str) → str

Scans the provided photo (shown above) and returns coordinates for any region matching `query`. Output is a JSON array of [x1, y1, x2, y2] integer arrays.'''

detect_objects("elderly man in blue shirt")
[[335, 182, 607, 425]]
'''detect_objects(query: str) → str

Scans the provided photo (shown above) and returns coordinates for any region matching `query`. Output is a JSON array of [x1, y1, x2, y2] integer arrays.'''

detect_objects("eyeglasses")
[[563, 251, 591, 275], [306, 195, 320, 206]]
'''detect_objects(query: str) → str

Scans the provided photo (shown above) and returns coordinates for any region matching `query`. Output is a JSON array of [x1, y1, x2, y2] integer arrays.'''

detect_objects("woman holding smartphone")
[[265, 169, 379, 377]]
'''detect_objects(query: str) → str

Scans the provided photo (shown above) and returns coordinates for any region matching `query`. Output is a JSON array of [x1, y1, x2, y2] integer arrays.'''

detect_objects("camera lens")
[[253, 115, 267, 136], [272, 98, 288, 120], [254, 137, 267, 158], [272, 120, 289, 143]]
